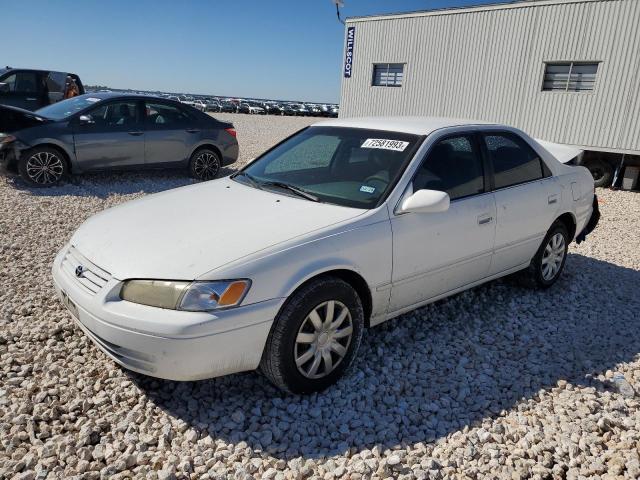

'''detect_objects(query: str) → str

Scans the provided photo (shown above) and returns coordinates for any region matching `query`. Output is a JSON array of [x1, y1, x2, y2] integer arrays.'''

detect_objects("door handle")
[[478, 215, 493, 225], [127, 131, 144, 136], [548, 194, 558, 205], [186, 129, 200, 133], [26, 97, 37, 101]]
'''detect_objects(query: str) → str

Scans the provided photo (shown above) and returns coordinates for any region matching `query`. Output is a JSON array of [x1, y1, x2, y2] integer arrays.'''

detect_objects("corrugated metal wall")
[[340, 0, 640, 154]]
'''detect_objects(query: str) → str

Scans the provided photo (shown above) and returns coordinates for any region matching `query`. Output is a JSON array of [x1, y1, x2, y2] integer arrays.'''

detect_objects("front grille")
[[61, 246, 111, 295]]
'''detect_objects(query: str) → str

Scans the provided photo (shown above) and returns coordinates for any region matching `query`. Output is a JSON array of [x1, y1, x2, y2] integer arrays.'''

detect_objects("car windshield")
[[235, 126, 422, 209], [36, 95, 105, 120]]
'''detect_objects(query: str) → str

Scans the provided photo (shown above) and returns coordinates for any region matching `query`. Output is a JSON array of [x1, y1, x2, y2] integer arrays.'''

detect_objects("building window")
[[542, 62, 599, 92], [372, 63, 404, 87]]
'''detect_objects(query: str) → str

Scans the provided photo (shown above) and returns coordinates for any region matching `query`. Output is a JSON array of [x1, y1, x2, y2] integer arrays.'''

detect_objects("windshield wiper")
[[261, 181, 320, 202], [231, 171, 261, 189]]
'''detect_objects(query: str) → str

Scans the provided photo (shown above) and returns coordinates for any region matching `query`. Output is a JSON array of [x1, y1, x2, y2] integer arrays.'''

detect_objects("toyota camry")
[[52, 117, 599, 393]]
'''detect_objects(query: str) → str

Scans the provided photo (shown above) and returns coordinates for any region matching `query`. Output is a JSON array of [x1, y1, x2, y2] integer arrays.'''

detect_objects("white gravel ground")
[[1, 112, 640, 480]]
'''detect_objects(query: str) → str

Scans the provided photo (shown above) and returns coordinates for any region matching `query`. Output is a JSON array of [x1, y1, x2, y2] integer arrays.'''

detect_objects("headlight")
[[120, 279, 251, 311], [0, 134, 16, 147]]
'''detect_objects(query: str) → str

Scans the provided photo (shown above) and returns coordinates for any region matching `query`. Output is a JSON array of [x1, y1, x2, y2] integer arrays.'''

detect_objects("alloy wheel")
[[294, 300, 353, 379], [193, 151, 220, 180], [541, 232, 566, 281], [25, 151, 64, 185]]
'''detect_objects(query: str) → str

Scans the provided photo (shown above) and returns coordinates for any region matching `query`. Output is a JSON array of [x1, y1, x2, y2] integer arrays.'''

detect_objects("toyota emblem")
[[75, 265, 85, 278]]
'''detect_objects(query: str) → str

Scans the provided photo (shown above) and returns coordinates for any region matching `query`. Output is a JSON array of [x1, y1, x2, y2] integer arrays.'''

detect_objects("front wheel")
[[522, 222, 569, 288], [260, 277, 364, 394], [19, 146, 67, 187], [189, 148, 221, 181]]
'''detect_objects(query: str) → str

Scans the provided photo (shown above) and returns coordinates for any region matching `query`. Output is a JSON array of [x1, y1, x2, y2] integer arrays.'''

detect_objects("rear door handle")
[[26, 97, 37, 101], [127, 131, 144, 136], [186, 129, 200, 133], [548, 194, 559, 205], [478, 214, 493, 225]]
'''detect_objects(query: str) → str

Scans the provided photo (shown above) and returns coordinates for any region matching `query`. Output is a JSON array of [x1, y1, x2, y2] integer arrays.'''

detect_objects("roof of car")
[[79, 92, 174, 102], [313, 116, 496, 135]]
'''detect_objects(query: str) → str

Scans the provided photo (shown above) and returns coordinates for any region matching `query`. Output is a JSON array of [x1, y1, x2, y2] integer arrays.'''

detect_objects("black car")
[[282, 104, 297, 116], [0, 93, 238, 187], [220, 101, 237, 113], [205, 100, 221, 112], [264, 103, 285, 115], [0, 67, 85, 111]]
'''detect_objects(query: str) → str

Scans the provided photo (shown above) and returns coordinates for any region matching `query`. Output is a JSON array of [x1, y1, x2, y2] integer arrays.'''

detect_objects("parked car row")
[[204, 100, 339, 117]]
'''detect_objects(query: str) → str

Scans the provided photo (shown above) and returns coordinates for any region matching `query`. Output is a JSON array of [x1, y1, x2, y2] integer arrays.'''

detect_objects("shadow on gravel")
[[130, 253, 640, 460], [2, 166, 238, 198]]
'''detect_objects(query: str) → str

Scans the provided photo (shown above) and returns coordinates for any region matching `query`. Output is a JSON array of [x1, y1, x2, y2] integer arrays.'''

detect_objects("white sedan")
[[52, 117, 599, 393]]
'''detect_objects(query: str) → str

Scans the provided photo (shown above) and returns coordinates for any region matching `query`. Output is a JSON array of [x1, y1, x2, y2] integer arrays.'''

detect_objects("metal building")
[[339, 0, 640, 187]]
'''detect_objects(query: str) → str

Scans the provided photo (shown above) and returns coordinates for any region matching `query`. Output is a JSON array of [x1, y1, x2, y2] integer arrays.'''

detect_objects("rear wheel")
[[18, 146, 67, 187], [189, 148, 221, 181], [260, 277, 364, 394]]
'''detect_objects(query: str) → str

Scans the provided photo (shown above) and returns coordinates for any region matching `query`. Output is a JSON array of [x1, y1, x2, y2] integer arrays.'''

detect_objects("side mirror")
[[399, 189, 450, 214], [78, 115, 94, 126]]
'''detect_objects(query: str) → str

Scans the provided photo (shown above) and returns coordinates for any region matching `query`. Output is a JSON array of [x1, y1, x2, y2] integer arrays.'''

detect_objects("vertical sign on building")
[[343, 26, 355, 78]]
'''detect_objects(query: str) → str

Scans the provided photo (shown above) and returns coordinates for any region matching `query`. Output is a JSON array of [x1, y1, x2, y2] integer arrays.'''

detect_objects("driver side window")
[[413, 135, 485, 201], [86, 101, 141, 128]]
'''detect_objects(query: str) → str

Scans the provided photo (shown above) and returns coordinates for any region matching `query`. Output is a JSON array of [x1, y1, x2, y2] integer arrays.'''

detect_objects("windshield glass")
[[237, 126, 422, 209], [36, 95, 104, 120]]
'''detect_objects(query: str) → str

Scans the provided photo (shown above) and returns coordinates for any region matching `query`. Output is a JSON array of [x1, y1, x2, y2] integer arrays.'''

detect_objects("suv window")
[[86, 101, 141, 128], [0, 71, 39, 93], [483, 133, 545, 189], [146, 101, 192, 127], [413, 135, 484, 200]]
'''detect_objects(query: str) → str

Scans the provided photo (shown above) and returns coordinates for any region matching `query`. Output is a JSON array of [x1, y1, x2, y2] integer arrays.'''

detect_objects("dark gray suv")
[[0, 93, 238, 186], [0, 67, 85, 111]]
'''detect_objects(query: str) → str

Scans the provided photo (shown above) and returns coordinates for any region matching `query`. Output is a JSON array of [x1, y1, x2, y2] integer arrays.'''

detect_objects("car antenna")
[[331, 0, 345, 25]]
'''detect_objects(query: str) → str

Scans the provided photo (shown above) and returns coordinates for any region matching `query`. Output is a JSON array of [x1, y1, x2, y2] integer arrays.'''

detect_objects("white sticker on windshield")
[[86, 97, 101, 103], [361, 138, 409, 152], [360, 185, 375, 194]]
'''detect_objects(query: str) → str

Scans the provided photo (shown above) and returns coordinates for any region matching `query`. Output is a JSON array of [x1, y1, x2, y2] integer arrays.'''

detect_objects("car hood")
[[0, 104, 50, 133], [70, 177, 365, 280]]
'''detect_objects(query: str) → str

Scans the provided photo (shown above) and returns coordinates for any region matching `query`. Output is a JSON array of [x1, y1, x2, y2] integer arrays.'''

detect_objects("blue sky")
[[3, 0, 496, 103]]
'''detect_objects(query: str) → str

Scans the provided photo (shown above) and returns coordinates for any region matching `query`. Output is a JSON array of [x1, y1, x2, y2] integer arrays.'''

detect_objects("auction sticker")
[[361, 138, 409, 152]]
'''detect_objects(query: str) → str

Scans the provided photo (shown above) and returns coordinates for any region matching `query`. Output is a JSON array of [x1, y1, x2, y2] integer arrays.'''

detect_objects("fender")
[[20, 138, 75, 167]]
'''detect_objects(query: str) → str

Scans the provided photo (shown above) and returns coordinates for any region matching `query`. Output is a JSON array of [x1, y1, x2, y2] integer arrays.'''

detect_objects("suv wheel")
[[584, 158, 613, 188], [19, 147, 67, 187], [260, 276, 364, 394], [189, 148, 221, 181]]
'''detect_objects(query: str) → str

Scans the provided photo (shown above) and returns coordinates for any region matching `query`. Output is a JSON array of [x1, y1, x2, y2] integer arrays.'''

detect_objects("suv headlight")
[[120, 279, 251, 311]]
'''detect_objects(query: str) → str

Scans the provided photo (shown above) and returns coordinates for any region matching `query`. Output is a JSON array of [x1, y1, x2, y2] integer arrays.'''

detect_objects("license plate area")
[[61, 291, 79, 319]]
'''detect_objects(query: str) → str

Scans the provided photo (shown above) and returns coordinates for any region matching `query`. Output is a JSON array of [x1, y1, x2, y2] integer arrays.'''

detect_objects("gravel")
[[1, 112, 640, 479]]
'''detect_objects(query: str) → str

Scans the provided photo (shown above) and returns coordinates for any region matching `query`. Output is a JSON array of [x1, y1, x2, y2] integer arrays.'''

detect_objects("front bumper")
[[51, 246, 282, 381], [0, 143, 19, 170]]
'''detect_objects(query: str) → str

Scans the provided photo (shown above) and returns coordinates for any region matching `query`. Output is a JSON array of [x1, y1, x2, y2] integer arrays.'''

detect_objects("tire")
[[188, 148, 221, 181], [260, 276, 364, 394], [520, 221, 569, 289], [18, 146, 67, 187], [584, 158, 613, 188]]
